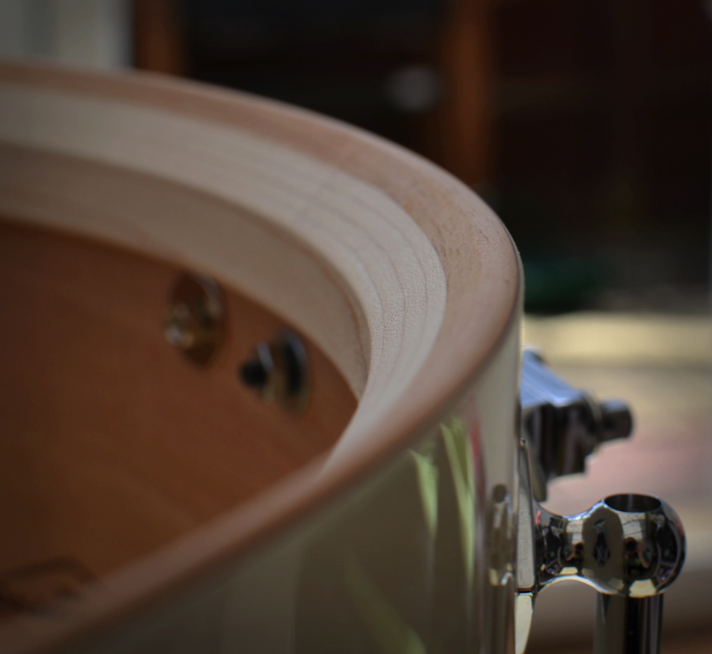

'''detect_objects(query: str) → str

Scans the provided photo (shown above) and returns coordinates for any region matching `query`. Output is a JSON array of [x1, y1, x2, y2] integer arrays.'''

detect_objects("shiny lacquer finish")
[[61, 324, 520, 654], [0, 61, 521, 654]]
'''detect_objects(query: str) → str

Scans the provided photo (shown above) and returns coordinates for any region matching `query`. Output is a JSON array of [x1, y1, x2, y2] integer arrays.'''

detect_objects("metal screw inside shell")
[[164, 273, 225, 366], [239, 331, 309, 413]]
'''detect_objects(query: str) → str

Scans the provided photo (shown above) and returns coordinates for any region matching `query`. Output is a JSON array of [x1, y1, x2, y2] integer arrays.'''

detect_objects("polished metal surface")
[[596, 594, 663, 654], [535, 492, 684, 596], [163, 273, 226, 366], [516, 440, 686, 654], [520, 349, 633, 500]]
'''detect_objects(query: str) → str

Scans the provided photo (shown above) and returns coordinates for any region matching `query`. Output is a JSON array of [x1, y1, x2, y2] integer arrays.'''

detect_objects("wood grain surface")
[[0, 219, 356, 581]]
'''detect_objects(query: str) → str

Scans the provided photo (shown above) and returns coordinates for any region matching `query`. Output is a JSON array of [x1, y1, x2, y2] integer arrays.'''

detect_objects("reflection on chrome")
[[516, 440, 686, 654]]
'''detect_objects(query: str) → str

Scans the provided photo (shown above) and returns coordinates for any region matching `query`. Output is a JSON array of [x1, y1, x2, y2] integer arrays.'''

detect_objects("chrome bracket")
[[516, 354, 686, 654], [521, 349, 633, 500], [516, 441, 685, 654]]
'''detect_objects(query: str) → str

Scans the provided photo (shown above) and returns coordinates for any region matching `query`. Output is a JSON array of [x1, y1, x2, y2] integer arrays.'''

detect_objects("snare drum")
[[0, 62, 684, 654]]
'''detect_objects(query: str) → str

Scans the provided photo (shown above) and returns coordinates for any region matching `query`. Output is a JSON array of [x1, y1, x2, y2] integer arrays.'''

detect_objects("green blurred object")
[[522, 254, 601, 314]]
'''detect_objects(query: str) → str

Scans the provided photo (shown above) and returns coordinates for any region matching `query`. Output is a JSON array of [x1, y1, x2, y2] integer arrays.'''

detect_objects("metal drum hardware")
[[517, 354, 686, 654], [521, 348, 633, 500], [163, 273, 226, 366], [239, 331, 309, 413]]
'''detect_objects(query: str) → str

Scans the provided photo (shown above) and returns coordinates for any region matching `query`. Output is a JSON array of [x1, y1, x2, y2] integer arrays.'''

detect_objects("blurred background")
[[1, 0, 711, 312], [1, 0, 711, 313], [1, 1, 711, 652]]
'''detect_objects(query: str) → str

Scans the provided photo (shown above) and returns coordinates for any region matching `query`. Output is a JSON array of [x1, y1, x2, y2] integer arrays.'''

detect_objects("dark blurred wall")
[[183, 0, 446, 149], [494, 0, 712, 310]]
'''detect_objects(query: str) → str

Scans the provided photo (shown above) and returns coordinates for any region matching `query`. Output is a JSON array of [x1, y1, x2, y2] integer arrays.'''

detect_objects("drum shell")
[[0, 61, 523, 654]]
